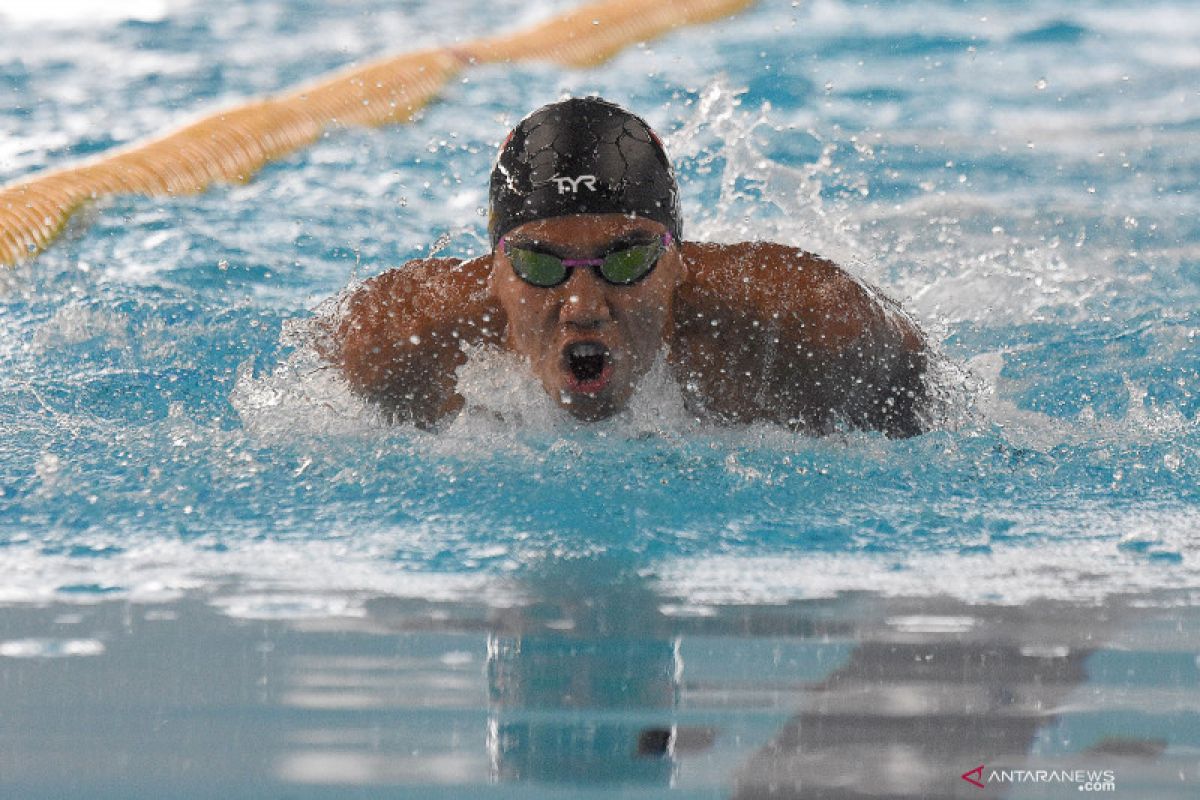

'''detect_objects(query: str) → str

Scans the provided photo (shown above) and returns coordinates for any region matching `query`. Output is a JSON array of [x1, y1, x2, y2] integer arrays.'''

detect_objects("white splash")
[[231, 317, 390, 440], [31, 304, 130, 353]]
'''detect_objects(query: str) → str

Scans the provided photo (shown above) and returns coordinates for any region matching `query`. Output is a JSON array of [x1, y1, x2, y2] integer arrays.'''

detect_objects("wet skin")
[[323, 213, 930, 436]]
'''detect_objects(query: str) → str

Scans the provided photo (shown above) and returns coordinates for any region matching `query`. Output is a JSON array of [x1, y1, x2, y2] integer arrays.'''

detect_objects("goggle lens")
[[600, 242, 661, 284], [509, 248, 567, 287], [505, 235, 668, 288]]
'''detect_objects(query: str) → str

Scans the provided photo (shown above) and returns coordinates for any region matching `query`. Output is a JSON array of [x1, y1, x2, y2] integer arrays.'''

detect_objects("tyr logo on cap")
[[551, 174, 597, 194]]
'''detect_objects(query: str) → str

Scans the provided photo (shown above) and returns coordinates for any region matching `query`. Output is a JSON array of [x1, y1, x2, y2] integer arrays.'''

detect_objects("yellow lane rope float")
[[0, 0, 756, 267]]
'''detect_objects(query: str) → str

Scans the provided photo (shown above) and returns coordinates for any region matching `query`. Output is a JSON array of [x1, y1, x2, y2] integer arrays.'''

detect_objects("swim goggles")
[[499, 232, 673, 288]]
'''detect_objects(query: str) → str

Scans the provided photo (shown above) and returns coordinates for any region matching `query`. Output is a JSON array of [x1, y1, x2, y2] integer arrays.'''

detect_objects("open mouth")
[[563, 341, 613, 394]]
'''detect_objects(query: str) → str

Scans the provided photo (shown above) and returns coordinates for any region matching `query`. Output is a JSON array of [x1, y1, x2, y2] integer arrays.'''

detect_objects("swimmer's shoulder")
[[338, 254, 500, 345], [674, 240, 929, 436], [324, 254, 502, 425], [354, 254, 492, 306], [680, 240, 841, 278], [676, 240, 858, 328], [674, 239, 926, 361], [336, 254, 496, 336]]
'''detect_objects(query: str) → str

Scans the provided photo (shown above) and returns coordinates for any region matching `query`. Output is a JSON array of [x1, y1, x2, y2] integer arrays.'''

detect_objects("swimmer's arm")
[[672, 242, 929, 436], [318, 256, 504, 427]]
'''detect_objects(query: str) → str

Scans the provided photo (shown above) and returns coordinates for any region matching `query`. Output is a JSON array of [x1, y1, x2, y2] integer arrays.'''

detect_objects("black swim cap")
[[488, 97, 682, 247]]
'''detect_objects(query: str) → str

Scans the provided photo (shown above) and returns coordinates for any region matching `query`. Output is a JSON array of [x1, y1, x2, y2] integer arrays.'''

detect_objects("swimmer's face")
[[489, 214, 684, 420]]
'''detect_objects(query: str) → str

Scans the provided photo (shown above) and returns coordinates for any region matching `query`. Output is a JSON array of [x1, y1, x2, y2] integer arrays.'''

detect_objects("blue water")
[[1, 0, 1198, 796]]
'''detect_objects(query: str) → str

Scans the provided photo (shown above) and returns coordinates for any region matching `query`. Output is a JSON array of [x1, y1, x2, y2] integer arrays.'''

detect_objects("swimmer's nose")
[[558, 268, 611, 328]]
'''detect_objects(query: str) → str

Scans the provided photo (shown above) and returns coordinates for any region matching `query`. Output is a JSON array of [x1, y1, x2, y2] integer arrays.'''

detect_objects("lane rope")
[[0, 0, 755, 267]]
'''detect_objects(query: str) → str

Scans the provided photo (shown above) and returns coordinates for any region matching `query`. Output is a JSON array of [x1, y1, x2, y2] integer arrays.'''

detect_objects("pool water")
[[1, 0, 1198, 797]]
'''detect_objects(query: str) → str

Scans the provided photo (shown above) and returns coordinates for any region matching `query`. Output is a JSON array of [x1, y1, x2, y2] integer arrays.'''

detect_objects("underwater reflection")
[[0, 576, 1195, 798], [485, 633, 681, 784], [482, 562, 682, 785]]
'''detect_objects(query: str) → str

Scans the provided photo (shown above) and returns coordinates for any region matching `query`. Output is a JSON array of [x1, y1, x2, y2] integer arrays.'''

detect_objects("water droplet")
[[428, 232, 452, 256], [1035, 78, 1048, 90]]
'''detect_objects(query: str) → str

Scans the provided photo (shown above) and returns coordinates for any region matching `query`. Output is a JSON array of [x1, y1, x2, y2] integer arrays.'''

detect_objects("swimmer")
[[322, 97, 930, 436]]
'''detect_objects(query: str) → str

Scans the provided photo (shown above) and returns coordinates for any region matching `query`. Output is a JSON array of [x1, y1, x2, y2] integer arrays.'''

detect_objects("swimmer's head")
[[488, 97, 681, 247], [486, 99, 685, 421]]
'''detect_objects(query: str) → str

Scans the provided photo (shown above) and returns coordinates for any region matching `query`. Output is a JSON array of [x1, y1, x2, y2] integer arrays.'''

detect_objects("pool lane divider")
[[0, 0, 757, 268]]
